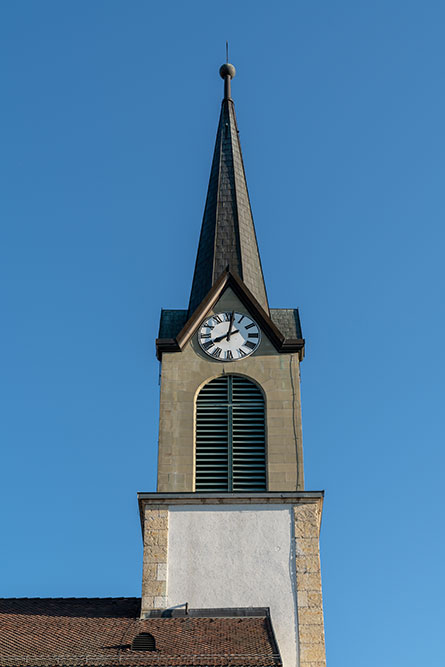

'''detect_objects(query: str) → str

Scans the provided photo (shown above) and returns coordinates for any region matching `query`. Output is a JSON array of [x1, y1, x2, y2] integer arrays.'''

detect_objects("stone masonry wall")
[[294, 501, 326, 667], [141, 506, 168, 612], [157, 288, 304, 493], [140, 497, 327, 667]]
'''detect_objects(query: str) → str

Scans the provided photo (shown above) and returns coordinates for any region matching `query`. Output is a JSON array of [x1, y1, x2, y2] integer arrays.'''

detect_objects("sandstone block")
[[299, 573, 322, 592], [298, 609, 324, 626], [154, 530, 168, 546], [157, 563, 167, 580], [295, 538, 319, 555], [142, 563, 157, 580], [297, 591, 308, 607], [294, 505, 320, 526], [296, 555, 320, 573], [142, 580, 166, 596], [299, 643, 326, 663], [307, 592, 323, 609], [145, 546, 167, 562], [154, 596, 168, 608], [141, 595, 154, 611], [295, 557, 308, 573], [143, 530, 157, 546], [294, 521, 314, 538], [299, 624, 325, 644]]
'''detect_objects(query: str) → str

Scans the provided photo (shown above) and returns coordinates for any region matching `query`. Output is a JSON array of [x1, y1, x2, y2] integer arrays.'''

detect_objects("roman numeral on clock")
[[245, 323, 255, 330], [248, 333, 259, 338], [244, 340, 256, 350], [238, 348, 247, 358], [225, 350, 233, 361], [203, 341, 214, 351], [211, 347, 222, 358], [213, 315, 222, 324], [200, 333, 211, 339]]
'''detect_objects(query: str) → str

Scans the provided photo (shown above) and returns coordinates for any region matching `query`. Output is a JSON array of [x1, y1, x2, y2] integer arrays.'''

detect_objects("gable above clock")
[[156, 270, 304, 362]]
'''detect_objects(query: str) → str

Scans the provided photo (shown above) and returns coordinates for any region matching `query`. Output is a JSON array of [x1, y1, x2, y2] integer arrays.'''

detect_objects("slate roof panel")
[[269, 310, 302, 339], [158, 310, 188, 339]]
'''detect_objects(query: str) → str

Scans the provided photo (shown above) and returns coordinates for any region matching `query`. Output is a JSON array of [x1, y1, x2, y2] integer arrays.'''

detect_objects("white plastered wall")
[[167, 505, 298, 667]]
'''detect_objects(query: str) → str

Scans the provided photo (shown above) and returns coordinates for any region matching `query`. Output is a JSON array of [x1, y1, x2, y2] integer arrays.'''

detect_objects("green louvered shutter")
[[231, 376, 266, 491], [195, 375, 266, 492], [195, 376, 230, 491]]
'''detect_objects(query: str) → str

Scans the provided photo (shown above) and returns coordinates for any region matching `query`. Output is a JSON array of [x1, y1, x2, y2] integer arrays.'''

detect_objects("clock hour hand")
[[213, 328, 239, 343]]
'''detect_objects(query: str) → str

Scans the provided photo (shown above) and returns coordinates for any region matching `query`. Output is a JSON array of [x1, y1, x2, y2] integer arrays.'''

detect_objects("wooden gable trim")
[[156, 270, 305, 361]]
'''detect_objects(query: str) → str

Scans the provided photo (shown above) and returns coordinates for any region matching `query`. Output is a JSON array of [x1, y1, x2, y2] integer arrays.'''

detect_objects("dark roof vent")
[[131, 632, 156, 651]]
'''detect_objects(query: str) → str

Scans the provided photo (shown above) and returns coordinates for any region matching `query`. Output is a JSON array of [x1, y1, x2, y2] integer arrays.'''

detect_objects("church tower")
[[138, 63, 327, 667]]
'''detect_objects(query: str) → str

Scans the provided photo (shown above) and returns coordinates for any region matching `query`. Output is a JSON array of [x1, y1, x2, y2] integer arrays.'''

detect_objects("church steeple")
[[142, 61, 326, 667], [188, 63, 269, 316]]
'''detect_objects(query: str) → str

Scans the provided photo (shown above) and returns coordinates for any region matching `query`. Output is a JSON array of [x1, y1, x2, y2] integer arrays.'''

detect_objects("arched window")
[[195, 375, 266, 492]]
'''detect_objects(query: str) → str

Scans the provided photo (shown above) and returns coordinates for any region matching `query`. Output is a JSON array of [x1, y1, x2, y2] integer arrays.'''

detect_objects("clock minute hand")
[[226, 311, 235, 341]]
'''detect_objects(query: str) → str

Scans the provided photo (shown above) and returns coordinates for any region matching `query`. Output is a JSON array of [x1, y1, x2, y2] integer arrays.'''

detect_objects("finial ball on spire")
[[219, 63, 236, 79]]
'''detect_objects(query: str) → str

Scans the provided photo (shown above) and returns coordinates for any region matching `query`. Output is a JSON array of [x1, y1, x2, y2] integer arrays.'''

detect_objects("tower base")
[[138, 492, 326, 667]]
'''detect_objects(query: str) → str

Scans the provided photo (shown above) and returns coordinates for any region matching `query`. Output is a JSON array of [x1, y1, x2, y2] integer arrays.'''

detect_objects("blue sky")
[[1, 1, 444, 665]]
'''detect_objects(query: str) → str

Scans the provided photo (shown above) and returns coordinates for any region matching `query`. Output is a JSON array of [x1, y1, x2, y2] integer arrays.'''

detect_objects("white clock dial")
[[198, 311, 261, 361]]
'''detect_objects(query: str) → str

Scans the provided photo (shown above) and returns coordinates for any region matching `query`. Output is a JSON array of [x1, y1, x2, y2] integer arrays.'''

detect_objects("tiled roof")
[[188, 82, 269, 317], [0, 598, 281, 667], [158, 309, 302, 341]]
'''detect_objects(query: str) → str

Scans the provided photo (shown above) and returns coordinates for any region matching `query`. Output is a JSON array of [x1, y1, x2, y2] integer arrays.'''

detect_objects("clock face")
[[198, 311, 261, 361]]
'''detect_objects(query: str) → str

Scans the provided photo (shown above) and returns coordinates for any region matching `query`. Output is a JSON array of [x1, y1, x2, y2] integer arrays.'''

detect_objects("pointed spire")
[[188, 63, 269, 316]]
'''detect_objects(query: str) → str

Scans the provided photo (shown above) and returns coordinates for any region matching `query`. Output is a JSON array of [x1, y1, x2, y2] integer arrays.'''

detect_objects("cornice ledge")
[[137, 491, 324, 535], [138, 491, 324, 504]]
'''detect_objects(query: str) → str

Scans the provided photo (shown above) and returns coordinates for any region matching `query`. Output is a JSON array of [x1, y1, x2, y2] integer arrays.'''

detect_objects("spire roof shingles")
[[188, 65, 269, 316]]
